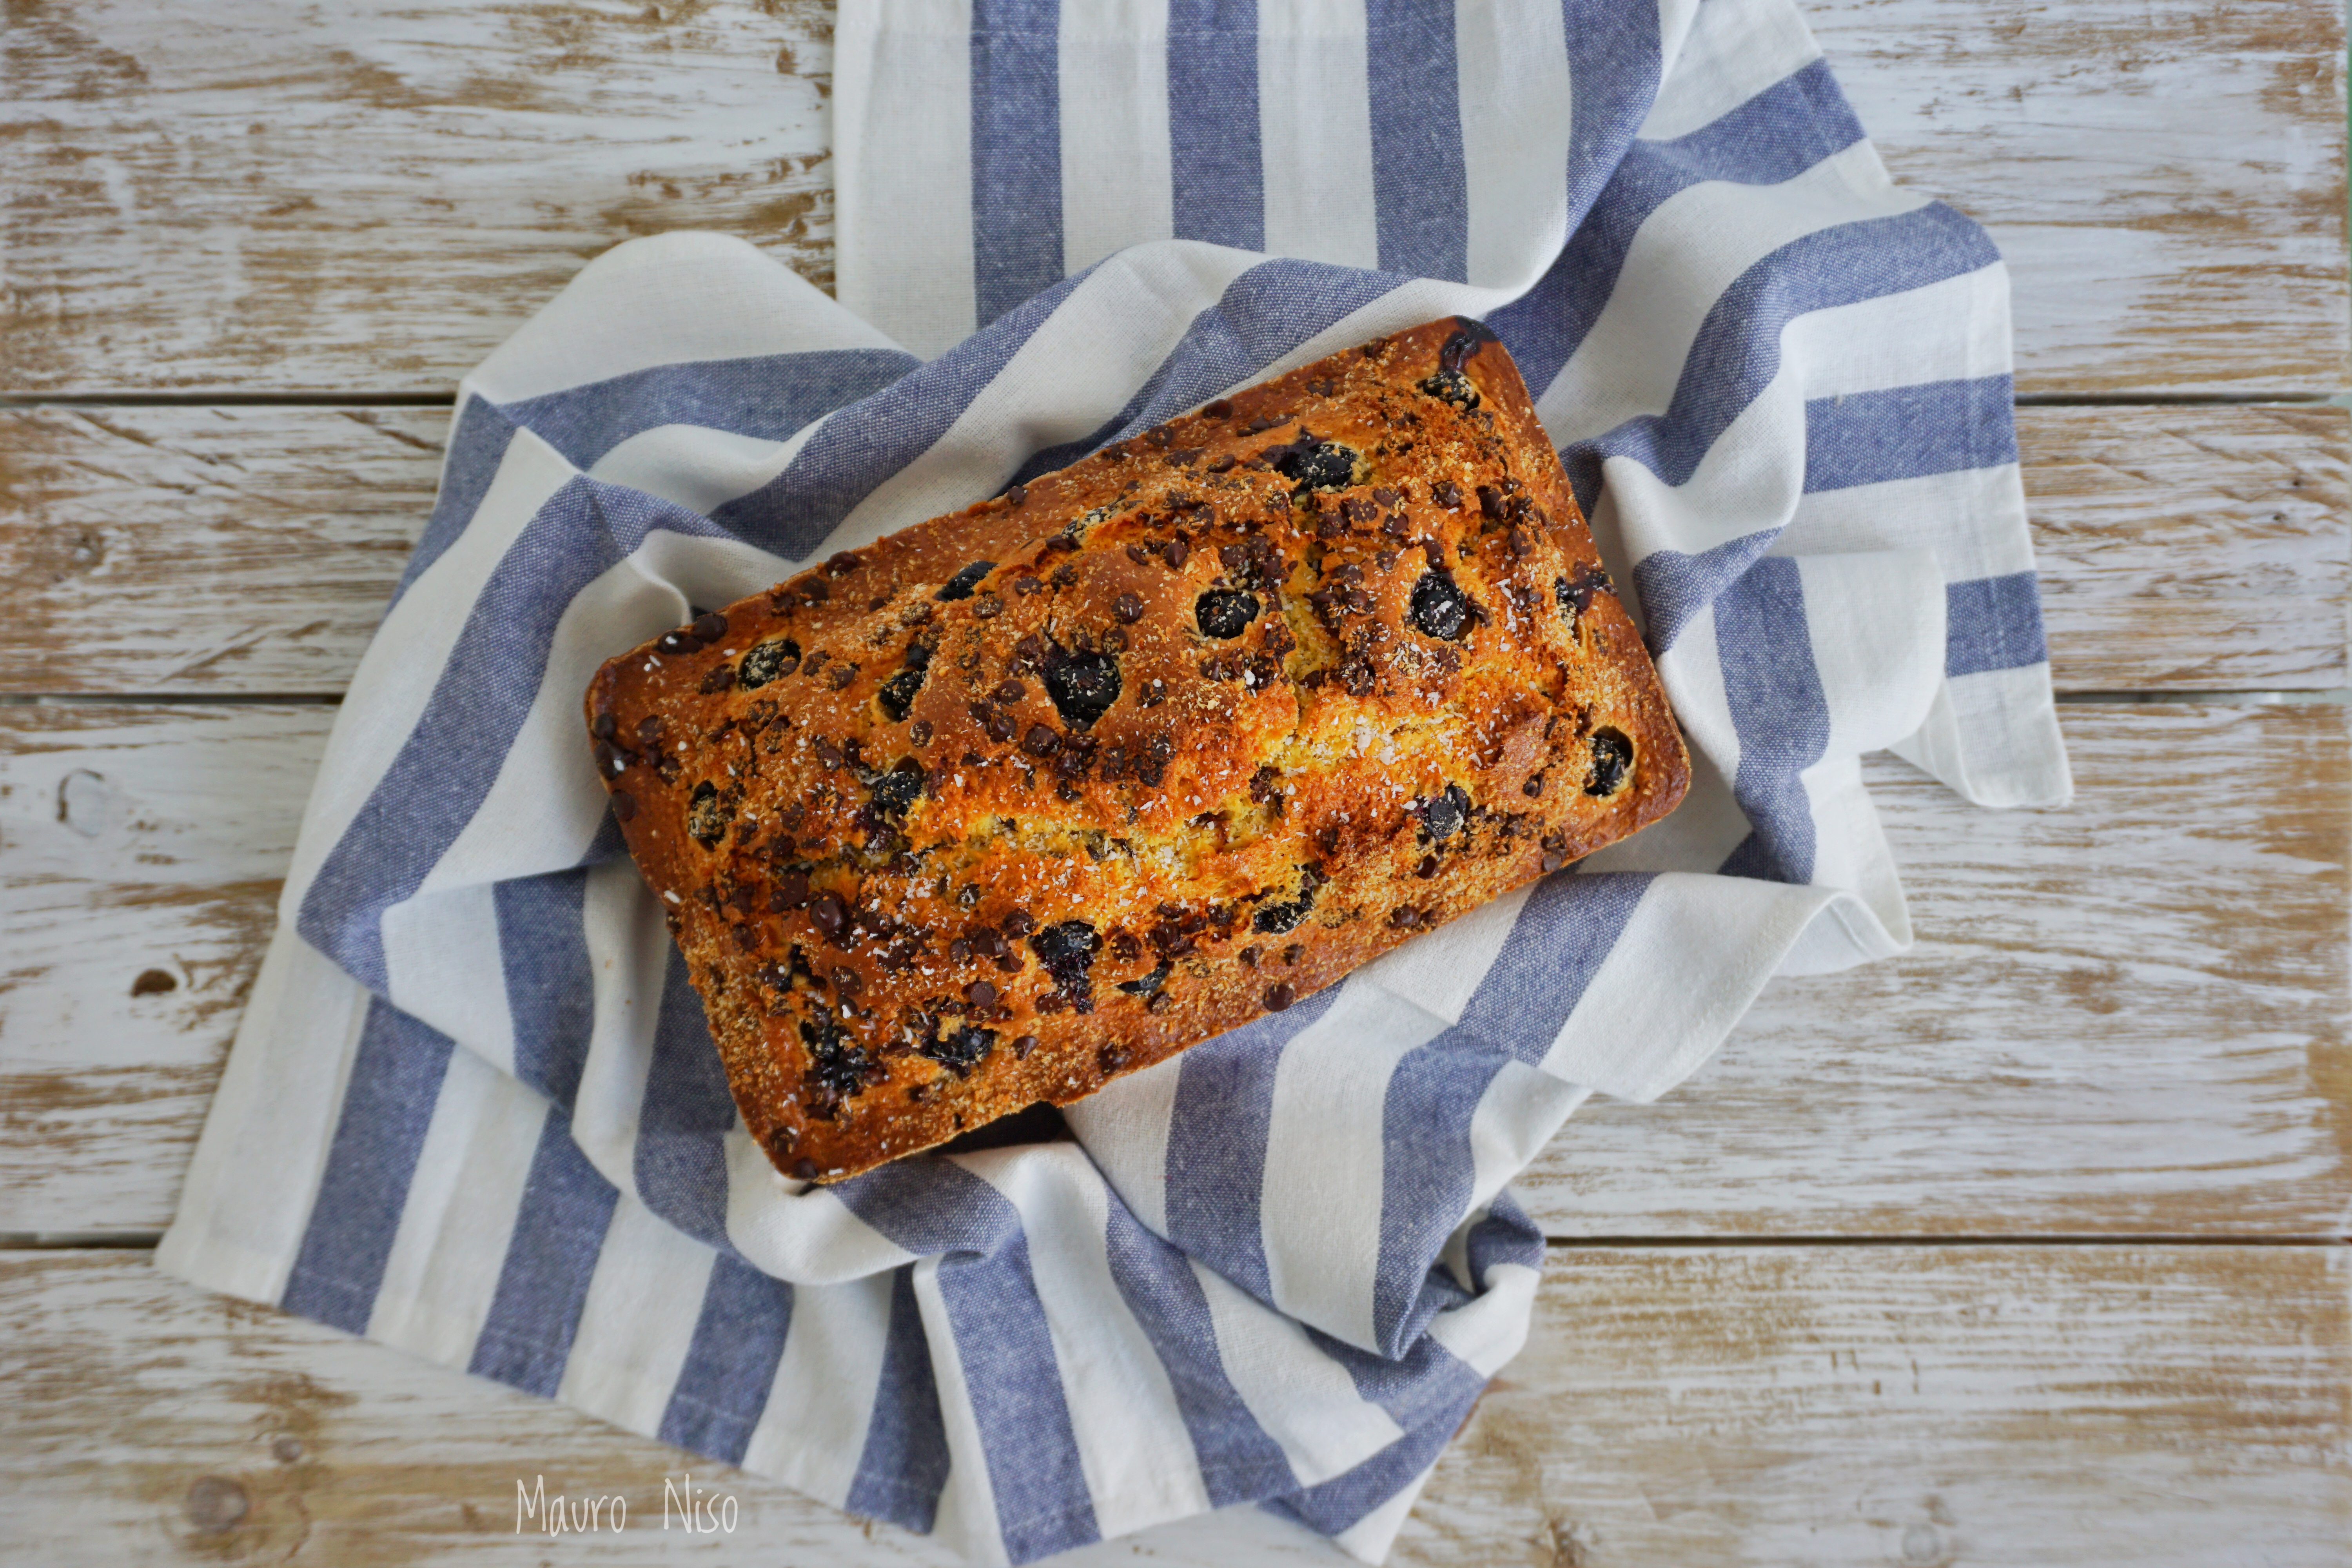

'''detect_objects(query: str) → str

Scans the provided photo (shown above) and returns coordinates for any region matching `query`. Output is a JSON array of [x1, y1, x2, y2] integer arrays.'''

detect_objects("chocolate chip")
[[792, 1157, 820, 1181], [636, 715, 665, 746], [1410, 572, 1472, 640], [815, 740, 844, 770], [1114, 593, 1143, 624], [692, 611, 729, 643], [800, 578, 830, 604], [610, 789, 637, 822], [1524, 772, 1545, 797], [810, 892, 847, 938], [1208, 454, 1236, 474], [1585, 728, 1634, 797], [985, 708, 1017, 742], [699, 663, 737, 694], [910, 719, 933, 746], [1432, 480, 1463, 510], [1006, 484, 1029, 506], [828, 661, 858, 690], [938, 561, 995, 601], [770, 871, 811, 910], [1263, 982, 1296, 1012], [1164, 536, 1190, 570], [1013, 1034, 1040, 1060], [964, 980, 998, 1009], [1204, 399, 1232, 419], [826, 550, 863, 575], [1240, 944, 1262, 967], [1098, 1042, 1129, 1073], [1023, 724, 1061, 757], [591, 712, 617, 740], [658, 630, 696, 656], [994, 679, 1026, 704]]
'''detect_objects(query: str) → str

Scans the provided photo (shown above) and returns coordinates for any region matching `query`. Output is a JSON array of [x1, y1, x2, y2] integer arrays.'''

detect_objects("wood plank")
[[1, 0, 2341, 396], [1, 403, 2339, 696], [0, 0, 835, 396], [4, 702, 2344, 1238], [0, 704, 320, 1234], [1534, 701, 2352, 1237], [2021, 405, 2347, 691], [0, 405, 446, 693], [1808, 0, 2347, 396], [2, 1245, 2342, 1565]]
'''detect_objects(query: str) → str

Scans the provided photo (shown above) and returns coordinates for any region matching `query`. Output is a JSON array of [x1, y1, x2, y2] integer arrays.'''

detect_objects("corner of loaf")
[[584, 317, 1689, 1182]]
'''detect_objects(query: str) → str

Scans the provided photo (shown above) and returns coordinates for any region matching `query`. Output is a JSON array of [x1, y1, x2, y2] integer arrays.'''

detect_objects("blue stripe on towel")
[[467, 1107, 621, 1397], [1103, 1200, 1300, 1506], [632, 947, 738, 1249], [494, 868, 595, 1111], [971, 0, 1067, 330], [1163, 984, 1344, 1305], [1715, 556, 1833, 884], [280, 998, 457, 1333], [848, 1264, 955, 1531], [1366, 0, 1468, 280], [659, 1253, 794, 1465], [1804, 375, 2017, 494], [1168, 0, 1265, 250], [1946, 571, 2049, 677]]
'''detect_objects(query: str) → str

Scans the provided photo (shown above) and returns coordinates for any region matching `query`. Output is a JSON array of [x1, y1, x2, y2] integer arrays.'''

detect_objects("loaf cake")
[[584, 318, 1688, 1182]]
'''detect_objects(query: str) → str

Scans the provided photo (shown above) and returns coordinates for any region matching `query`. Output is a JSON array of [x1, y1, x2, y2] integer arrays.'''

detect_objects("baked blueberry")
[[1419, 368, 1479, 410], [867, 758, 926, 815], [738, 636, 801, 690], [919, 1024, 996, 1077], [1042, 642, 1122, 729], [686, 781, 728, 847], [1195, 588, 1261, 639], [1585, 728, 1634, 797], [937, 561, 996, 601], [1410, 572, 1472, 640], [1420, 784, 1471, 842], [1274, 439, 1358, 493]]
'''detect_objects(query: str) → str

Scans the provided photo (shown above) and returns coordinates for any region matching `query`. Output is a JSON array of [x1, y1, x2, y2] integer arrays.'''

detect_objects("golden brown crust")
[[584, 319, 1689, 1181]]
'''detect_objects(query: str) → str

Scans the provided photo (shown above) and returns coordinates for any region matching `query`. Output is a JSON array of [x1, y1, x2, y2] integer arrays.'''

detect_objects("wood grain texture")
[[1812, 0, 2348, 396], [2022, 405, 2348, 691], [4, 702, 2343, 1238], [2, 1246, 2343, 1566], [1537, 701, 2351, 1237], [0, 405, 446, 693], [0, 703, 321, 1234], [1, 0, 835, 396], [0, 404, 2339, 696], [1, 0, 2341, 396]]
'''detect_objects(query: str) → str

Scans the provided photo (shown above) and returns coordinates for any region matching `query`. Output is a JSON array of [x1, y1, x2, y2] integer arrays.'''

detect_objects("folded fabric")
[[160, 0, 2070, 1562]]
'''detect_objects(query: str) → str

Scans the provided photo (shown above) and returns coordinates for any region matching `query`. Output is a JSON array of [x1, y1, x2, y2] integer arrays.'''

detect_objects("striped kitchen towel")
[[160, 0, 2071, 1562]]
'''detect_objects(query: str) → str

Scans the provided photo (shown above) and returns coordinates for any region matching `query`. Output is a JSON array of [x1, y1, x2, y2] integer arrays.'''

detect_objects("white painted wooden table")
[[3, 3, 2348, 1563]]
